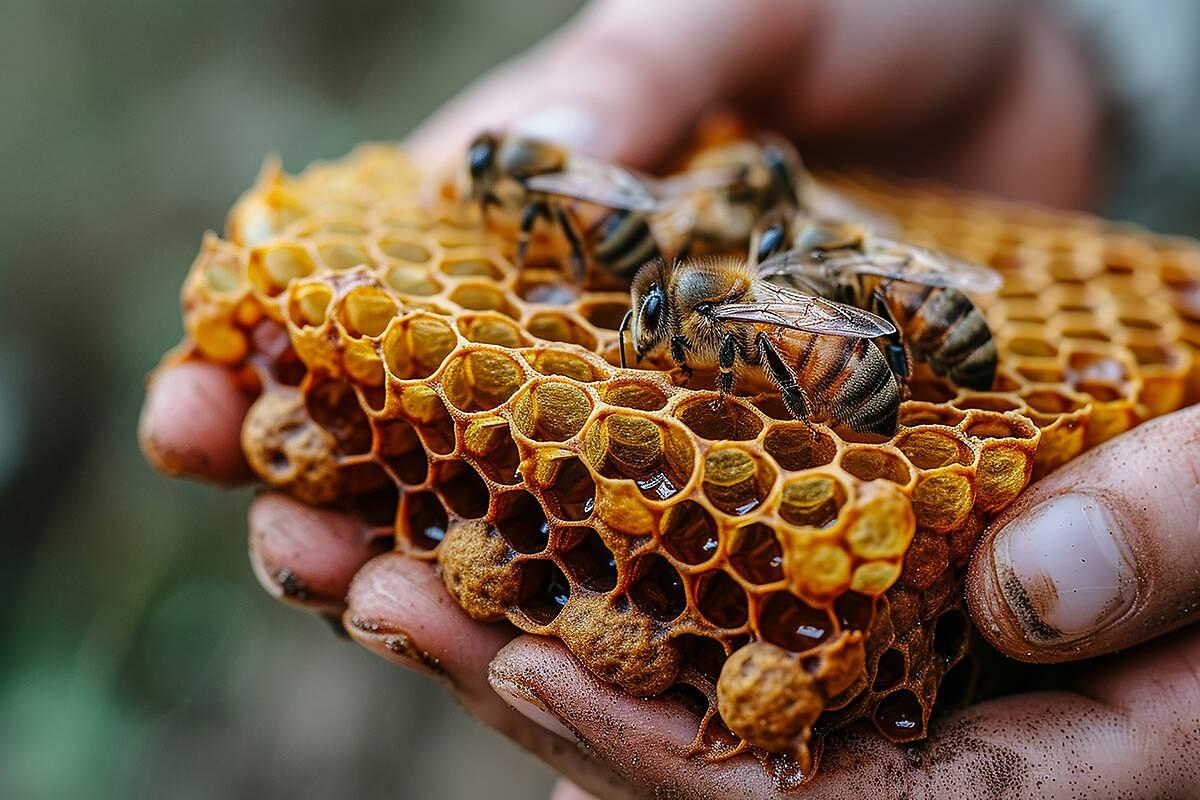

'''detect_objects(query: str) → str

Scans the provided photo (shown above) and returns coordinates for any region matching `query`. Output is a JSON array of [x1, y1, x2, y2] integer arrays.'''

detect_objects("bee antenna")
[[618, 309, 633, 369]]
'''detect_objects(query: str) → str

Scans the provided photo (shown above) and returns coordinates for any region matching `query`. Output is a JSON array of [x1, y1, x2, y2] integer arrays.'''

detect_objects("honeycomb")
[[156, 140, 1200, 783]]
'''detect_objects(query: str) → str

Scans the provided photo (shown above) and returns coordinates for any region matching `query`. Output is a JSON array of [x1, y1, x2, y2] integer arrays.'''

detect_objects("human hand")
[[138, 1, 1200, 797]]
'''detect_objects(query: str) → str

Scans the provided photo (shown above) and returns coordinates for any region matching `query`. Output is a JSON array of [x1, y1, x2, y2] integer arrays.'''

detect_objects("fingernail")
[[992, 493, 1138, 642], [513, 104, 601, 154], [491, 677, 576, 742], [347, 615, 448, 682]]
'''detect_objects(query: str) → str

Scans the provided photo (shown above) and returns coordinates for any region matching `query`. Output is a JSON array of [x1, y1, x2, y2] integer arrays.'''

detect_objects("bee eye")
[[467, 141, 494, 178], [643, 290, 663, 330]]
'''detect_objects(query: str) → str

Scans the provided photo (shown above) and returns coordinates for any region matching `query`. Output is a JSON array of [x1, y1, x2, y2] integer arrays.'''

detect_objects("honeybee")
[[466, 131, 735, 282], [684, 135, 897, 258], [620, 253, 902, 436], [755, 219, 1003, 391]]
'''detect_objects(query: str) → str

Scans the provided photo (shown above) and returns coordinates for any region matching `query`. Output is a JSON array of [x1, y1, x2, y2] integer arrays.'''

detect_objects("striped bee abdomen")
[[775, 334, 900, 436], [892, 285, 997, 392], [588, 208, 661, 279]]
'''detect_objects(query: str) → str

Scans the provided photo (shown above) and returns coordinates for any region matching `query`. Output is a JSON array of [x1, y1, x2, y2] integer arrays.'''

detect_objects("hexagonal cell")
[[511, 380, 593, 442], [516, 272, 580, 305], [397, 387, 457, 455], [673, 395, 763, 441], [524, 311, 598, 350], [441, 348, 526, 412], [954, 395, 1022, 413], [702, 446, 778, 516], [1020, 388, 1084, 414], [578, 299, 629, 331], [749, 394, 791, 421], [838, 447, 913, 486], [584, 413, 695, 502], [779, 474, 847, 528], [906, 377, 957, 404], [375, 418, 429, 485], [316, 239, 371, 271], [1004, 336, 1058, 358], [537, 455, 596, 522], [449, 282, 519, 319], [629, 554, 686, 621], [338, 285, 398, 338], [757, 592, 833, 652], [963, 412, 1038, 441], [601, 380, 668, 411], [560, 527, 618, 592], [761, 424, 837, 471], [874, 689, 925, 741], [287, 282, 333, 328], [341, 477, 399, 526], [431, 460, 490, 519], [398, 490, 448, 550], [872, 648, 906, 691], [376, 237, 433, 263], [492, 490, 550, 554], [384, 263, 442, 296], [457, 313, 526, 348], [382, 314, 457, 380], [517, 560, 570, 625], [524, 348, 610, 382], [911, 471, 974, 532], [305, 379, 372, 455], [695, 571, 749, 629], [898, 403, 965, 428], [659, 500, 719, 565], [1128, 342, 1172, 366], [461, 416, 521, 485], [728, 523, 784, 584], [440, 255, 504, 280], [895, 429, 973, 470], [1016, 364, 1065, 384], [248, 243, 315, 296]]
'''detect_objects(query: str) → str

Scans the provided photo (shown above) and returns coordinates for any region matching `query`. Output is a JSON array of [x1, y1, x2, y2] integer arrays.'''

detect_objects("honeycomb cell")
[[449, 283, 519, 319], [384, 263, 442, 296], [897, 403, 966, 428], [511, 380, 593, 442], [694, 570, 749, 629], [457, 313, 526, 348], [601, 380, 668, 411], [398, 490, 448, 551], [523, 348, 610, 382], [524, 311, 598, 350], [629, 554, 686, 621], [702, 446, 778, 517], [659, 500, 719, 565], [382, 314, 457, 380], [461, 416, 521, 485], [440, 254, 504, 280], [375, 418, 429, 485], [872, 648, 906, 691], [895, 429, 973, 470], [838, 447, 913, 487], [493, 490, 550, 554], [534, 454, 595, 522], [673, 395, 763, 441], [441, 348, 525, 412], [874, 689, 926, 741], [728, 523, 784, 585], [762, 425, 837, 471], [578, 299, 629, 330], [317, 239, 371, 271], [377, 237, 433, 263], [779, 474, 846, 528], [338, 285, 398, 338], [306, 379, 372, 456], [431, 460, 490, 519], [584, 413, 695, 502], [517, 560, 571, 625], [242, 389, 339, 505], [757, 592, 833, 651], [560, 527, 618, 592], [287, 282, 333, 328], [248, 243, 315, 296]]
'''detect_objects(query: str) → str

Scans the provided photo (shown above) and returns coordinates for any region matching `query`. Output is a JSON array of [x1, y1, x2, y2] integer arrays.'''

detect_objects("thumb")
[[967, 404, 1200, 663]]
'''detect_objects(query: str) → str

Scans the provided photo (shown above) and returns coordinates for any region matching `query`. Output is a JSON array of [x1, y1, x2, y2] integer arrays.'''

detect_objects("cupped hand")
[[139, 1, 1200, 797]]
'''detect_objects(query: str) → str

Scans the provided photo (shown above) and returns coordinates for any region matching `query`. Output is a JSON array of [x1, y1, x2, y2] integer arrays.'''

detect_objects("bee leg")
[[714, 333, 737, 404], [670, 335, 693, 380], [757, 332, 816, 434], [553, 204, 588, 285], [871, 289, 910, 383], [516, 200, 550, 268]]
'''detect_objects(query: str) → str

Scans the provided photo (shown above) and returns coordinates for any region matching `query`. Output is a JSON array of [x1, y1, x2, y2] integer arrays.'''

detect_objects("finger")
[[247, 492, 390, 614], [968, 404, 1200, 663], [138, 360, 252, 484], [405, 0, 818, 171], [489, 631, 1200, 799], [550, 779, 600, 800], [343, 553, 637, 799]]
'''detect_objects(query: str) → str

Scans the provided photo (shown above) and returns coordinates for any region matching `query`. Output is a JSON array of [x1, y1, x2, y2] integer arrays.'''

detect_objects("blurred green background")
[[0, 2, 584, 798], [4, 2, 1200, 799]]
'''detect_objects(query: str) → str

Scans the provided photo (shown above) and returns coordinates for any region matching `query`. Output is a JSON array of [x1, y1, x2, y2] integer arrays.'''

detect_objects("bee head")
[[466, 132, 500, 199], [629, 260, 671, 361]]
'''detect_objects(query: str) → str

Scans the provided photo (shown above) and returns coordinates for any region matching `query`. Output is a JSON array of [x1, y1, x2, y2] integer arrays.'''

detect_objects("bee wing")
[[525, 159, 661, 212], [817, 239, 1004, 293], [713, 283, 896, 338], [650, 165, 746, 199]]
